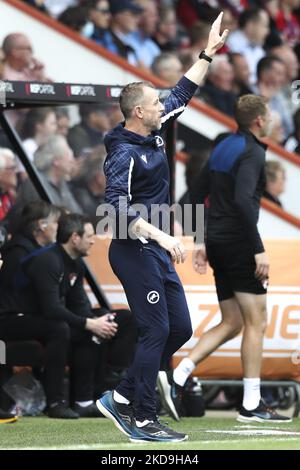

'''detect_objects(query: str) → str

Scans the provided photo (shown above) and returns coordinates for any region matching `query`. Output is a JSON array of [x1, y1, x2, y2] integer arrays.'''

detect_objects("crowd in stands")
[[1, 0, 298, 147]]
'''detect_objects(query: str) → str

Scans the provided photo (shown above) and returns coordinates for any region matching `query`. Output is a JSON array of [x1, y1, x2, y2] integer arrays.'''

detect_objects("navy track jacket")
[[104, 77, 197, 238], [191, 130, 267, 254]]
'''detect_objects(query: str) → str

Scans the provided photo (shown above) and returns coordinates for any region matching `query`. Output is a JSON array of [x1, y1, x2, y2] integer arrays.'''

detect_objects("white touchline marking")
[[204, 429, 300, 436], [234, 425, 294, 430], [2, 435, 300, 451], [0, 430, 300, 450]]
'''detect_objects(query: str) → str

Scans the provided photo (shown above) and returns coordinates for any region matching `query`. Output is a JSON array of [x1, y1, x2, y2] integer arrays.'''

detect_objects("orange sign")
[[87, 237, 300, 380]]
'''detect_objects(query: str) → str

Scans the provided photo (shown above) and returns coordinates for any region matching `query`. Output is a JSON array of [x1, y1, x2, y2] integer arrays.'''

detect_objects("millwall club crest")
[[140, 154, 147, 164], [155, 136, 164, 147]]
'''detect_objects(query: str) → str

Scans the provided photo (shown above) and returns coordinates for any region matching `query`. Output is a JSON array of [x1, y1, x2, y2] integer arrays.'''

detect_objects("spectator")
[[151, 52, 183, 86], [0, 48, 5, 79], [268, 110, 285, 145], [263, 160, 286, 207], [86, 0, 111, 42], [255, 55, 294, 139], [17, 212, 136, 415], [20, 107, 57, 161], [152, 5, 180, 52], [275, 0, 300, 46], [187, 21, 211, 63], [270, 44, 300, 114], [71, 146, 106, 222], [0, 201, 77, 419], [16, 135, 82, 213], [126, 0, 161, 68], [2, 33, 49, 82], [68, 103, 110, 158], [285, 108, 300, 154], [55, 108, 71, 138], [96, 0, 143, 67], [0, 149, 17, 223], [229, 52, 253, 96], [227, 8, 270, 84], [199, 54, 237, 116]]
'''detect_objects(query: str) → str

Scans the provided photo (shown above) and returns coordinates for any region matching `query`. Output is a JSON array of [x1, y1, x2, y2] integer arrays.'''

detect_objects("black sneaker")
[[0, 408, 18, 424], [96, 391, 133, 437], [157, 370, 183, 421], [130, 418, 188, 443], [237, 400, 292, 423], [73, 402, 104, 418], [47, 403, 79, 419]]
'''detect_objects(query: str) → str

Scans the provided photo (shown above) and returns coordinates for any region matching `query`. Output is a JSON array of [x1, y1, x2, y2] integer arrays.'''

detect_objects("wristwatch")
[[199, 50, 213, 63]]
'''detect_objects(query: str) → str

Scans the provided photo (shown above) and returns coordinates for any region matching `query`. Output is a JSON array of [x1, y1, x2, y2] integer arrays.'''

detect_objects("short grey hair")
[[34, 135, 67, 172]]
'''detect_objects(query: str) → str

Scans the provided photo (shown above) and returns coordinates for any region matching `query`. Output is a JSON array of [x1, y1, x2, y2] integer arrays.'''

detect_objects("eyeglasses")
[[95, 8, 110, 14]]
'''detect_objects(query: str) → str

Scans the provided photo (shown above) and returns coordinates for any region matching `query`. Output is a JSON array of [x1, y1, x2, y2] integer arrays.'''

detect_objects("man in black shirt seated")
[[0, 201, 77, 418], [16, 212, 136, 418]]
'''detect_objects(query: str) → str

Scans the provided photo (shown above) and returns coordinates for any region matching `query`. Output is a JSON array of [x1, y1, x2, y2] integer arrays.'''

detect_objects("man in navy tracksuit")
[[97, 13, 228, 442]]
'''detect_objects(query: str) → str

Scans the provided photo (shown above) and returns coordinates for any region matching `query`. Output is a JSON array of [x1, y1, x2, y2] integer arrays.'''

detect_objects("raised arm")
[[161, 12, 229, 132]]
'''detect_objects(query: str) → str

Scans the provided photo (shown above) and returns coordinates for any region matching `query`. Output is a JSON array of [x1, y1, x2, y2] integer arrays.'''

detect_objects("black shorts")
[[206, 240, 267, 302]]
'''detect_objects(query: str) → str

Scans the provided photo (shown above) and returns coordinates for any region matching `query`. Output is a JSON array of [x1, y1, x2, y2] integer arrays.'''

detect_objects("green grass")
[[1, 415, 300, 450]]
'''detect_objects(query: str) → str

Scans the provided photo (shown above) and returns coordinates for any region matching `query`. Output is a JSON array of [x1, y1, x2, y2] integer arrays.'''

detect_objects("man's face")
[[37, 111, 57, 139], [273, 169, 286, 196], [0, 155, 17, 191], [11, 34, 33, 67], [74, 223, 95, 257], [211, 61, 234, 92], [39, 214, 59, 244], [138, 86, 165, 132], [160, 57, 183, 86], [248, 11, 269, 45], [57, 115, 70, 137], [232, 55, 250, 85], [270, 62, 286, 89], [54, 142, 75, 180], [114, 10, 140, 33]]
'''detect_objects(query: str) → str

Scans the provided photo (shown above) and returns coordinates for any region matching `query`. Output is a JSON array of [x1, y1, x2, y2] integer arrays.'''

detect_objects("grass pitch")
[[0, 414, 300, 450]]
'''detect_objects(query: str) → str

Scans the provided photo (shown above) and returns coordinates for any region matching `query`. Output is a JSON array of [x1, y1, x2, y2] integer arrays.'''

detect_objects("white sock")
[[113, 391, 130, 405], [136, 420, 153, 427], [173, 358, 196, 387], [242, 378, 261, 410], [76, 400, 93, 408]]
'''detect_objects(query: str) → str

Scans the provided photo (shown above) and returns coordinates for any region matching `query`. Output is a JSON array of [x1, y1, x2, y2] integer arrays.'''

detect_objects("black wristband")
[[199, 50, 213, 63]]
